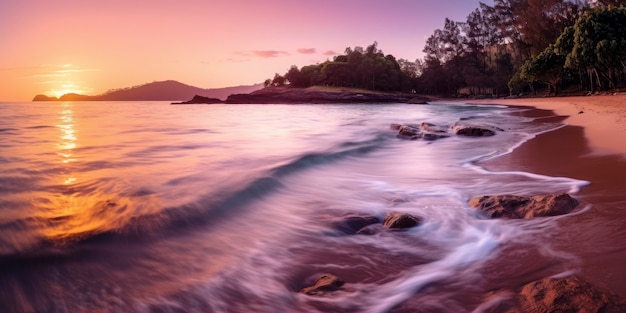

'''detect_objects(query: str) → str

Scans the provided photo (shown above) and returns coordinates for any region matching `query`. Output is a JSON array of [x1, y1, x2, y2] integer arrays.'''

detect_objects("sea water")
[[0, 101, 588, 312]]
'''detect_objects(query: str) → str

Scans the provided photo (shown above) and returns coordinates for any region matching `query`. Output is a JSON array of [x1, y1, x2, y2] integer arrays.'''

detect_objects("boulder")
[[331, 214, 380, 235], [519, 276, 626, 312], [451, 123, 500, 136], [397, 125, 421, 140], [469, 193, 579, 219], [300, 273, 345, 296], [383, 212, 422, 229]]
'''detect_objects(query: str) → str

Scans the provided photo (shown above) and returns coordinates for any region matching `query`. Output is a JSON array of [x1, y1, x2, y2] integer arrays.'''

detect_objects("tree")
[[565, 7, 626, 90], [271, 73, 286, 87]]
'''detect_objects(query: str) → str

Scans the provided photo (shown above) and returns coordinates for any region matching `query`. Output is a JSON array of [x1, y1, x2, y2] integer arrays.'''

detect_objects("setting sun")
[[50, 83, 85, 98]]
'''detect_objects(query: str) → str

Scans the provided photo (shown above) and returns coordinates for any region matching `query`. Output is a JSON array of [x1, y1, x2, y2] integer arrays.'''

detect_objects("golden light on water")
[[57, 102, 77, 184]]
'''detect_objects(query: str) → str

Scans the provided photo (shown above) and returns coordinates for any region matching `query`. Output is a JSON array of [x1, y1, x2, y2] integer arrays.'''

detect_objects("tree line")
[[265, 42, 418, 92], [267, 0, 626, 97]]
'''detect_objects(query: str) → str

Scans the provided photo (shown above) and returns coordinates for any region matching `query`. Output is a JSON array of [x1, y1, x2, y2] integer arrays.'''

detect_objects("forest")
[[267, 0, 626, 97]]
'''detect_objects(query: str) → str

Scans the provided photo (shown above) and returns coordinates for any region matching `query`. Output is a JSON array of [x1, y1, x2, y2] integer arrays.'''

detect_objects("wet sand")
[[474, 95, 626, 297]]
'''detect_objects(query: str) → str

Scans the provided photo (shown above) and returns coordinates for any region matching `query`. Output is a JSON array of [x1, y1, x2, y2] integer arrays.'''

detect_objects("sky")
[[1, 0, 493, 101]]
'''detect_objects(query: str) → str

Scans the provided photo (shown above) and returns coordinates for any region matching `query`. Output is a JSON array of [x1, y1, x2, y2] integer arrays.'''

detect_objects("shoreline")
[[468, 94, 626, 156], [474, 96, 626, 297]]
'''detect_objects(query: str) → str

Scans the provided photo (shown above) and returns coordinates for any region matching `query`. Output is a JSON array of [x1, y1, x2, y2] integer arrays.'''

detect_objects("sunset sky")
[[1, 0, 493, 101]]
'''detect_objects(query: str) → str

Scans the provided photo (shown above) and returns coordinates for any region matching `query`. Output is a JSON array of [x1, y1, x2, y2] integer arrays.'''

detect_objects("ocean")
[[0, 101, 590, 312]]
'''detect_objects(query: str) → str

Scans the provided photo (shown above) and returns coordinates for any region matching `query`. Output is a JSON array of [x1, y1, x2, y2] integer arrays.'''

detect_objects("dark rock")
[[397, 125, 421, 138], [300, 273, 345, 296], [331, 214, 380, 235], [383, 212, 422, 229], [452, 124, 497, 136], [422, 133, 449, 141], [172, 95, 223, 104], [519, 276, 626, 312], [469, 193, 579, 219]]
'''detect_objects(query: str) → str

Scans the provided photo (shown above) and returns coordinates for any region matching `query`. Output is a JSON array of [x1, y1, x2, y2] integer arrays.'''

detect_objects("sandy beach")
[[469, 94, 626, 299], [472, 94, 626, 156]]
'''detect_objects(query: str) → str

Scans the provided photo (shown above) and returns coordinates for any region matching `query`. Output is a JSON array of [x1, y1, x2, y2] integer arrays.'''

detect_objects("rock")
[[452, 124, 497, 136], [468, 193, 579, 219], [397, 125, 421, 140], [300, 273, 345, 296], [421, 133, 449, 141], [519, 276, 626, 312], [383, 212, 422, 229], [172, 95, 223, 104], [420, 122, 448, 133], [331, 214, 380, 235]]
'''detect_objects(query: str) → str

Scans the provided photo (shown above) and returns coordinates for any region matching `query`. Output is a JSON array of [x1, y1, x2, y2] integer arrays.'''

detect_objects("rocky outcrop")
[[519, 276, 626, 312], [469, 193, 579, 219], [225, 87, 430, 104], [300, 273, 345, 296], [383, 212, 422, 229], [171, 95, 223, 104]]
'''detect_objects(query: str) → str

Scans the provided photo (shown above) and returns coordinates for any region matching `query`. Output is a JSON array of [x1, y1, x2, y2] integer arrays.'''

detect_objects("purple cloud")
[[297, 48, 316, 54], [323, 50, 337, 56], [252, 50, 289, 58]]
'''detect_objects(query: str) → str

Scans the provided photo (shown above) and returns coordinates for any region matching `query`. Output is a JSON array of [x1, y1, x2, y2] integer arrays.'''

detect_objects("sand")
[[470, 94, 626, 156], [465, 95, 626, 297]]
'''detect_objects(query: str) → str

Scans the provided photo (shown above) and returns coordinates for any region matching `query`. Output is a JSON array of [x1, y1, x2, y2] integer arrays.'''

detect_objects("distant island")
[[32, 80, 263, 102]]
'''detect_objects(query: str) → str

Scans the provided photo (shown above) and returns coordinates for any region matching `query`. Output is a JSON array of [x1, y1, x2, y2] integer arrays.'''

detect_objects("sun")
[[51, 83, 84, 98]]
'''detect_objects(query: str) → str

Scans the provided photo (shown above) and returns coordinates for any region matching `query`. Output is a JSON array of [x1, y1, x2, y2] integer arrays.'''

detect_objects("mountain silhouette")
[[33, 80, 263, 101]]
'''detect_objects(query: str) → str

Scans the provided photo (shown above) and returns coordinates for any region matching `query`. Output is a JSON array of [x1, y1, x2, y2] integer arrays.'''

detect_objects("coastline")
[[472, 96, 626, 298], [469, 94, 626, 156]]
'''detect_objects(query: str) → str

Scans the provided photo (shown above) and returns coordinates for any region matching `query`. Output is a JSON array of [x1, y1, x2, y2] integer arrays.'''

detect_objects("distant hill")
[[33, 80, 264, 101]]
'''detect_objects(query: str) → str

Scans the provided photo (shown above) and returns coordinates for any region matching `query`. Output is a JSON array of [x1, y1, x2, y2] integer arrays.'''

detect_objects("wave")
[[0, 133, 390, 261]]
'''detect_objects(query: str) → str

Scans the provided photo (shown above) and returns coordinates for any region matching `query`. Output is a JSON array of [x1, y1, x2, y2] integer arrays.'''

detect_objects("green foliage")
[[276, 42, 415, 92]]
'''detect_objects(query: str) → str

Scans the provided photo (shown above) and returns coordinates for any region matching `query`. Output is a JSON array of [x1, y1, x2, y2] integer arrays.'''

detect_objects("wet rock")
[[300, 274, 345, 296], [452, 124, 497, 136], [519, 276, 626, 313], [421, 133, 450, 141], [331, 214, 380, 235], [469, 193, 579, 219], [396, 125, 421, 140], [383, 212, 422, 229], [420, 122, 448, 133]]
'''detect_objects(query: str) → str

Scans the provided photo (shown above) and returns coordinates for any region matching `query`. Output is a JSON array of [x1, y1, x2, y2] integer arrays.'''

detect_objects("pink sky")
[[1, 0, 492, 101]]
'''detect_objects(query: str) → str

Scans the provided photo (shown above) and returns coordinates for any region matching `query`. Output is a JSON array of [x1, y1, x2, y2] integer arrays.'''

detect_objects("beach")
[[472, 94, 626, 155], [471, 94, 626, 298]]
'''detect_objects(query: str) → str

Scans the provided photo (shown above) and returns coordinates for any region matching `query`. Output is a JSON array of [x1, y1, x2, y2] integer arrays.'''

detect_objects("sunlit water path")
[[0, 101, 587, 312]]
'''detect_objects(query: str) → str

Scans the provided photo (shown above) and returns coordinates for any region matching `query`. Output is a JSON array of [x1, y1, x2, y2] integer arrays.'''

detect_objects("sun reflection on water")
[[57, 102, 77, 183]]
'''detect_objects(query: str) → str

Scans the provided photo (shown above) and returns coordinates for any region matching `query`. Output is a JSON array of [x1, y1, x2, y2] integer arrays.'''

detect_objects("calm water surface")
[[0, 101, 589, 312]]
